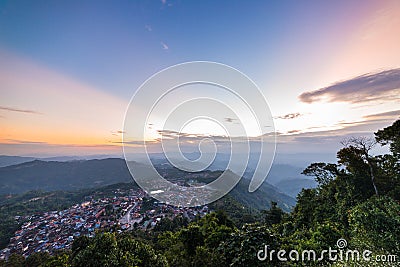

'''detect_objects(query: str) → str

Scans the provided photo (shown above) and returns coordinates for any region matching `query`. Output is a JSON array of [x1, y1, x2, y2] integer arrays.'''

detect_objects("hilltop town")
[[0, 187, 208, 259]]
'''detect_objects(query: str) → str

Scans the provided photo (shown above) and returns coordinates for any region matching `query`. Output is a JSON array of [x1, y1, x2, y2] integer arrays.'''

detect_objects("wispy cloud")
[[161, 41, 169, 50], [0, 106, 42, 115], [299, 68, 400, 104], [4, 139, 48, 145], [110, 115, 399, 155], [157, 129, 210, 139], [110, 130, 125, 136], [224, 117, 237, 123], [274, 112, 302, 119], [161, 0, 166, 4], [145, 25, 152, 32], [363, 109, 400, 120], [111, 140, 157, 145], [2, 138, 122, 147]]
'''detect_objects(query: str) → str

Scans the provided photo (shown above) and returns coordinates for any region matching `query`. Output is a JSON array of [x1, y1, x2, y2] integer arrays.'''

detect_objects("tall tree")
[[341, 137, 379, 195], [262, 201, 284, 226], [375, 119, 400, 159]]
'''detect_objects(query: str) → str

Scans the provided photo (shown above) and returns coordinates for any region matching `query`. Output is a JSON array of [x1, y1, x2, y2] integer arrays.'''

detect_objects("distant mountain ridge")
[[0, 155, 117, 168], [0, 155, 317, 200], [261, 164, 317, 198], [0, 158, 132, 194], [0, 158, 296, 211], [0, 155, 36, 168], [149, 153, 317, 198]]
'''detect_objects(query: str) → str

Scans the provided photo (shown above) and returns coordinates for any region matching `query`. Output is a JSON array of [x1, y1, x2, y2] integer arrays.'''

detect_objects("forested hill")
[[0, 158, 133, 194], [0, 158, 296, 211], [0, 156, 36, 168]]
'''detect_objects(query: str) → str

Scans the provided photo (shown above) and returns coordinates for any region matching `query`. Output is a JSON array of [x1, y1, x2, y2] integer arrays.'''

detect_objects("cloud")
[[110, 130, 125, 136], [111, 140, 155, 145], [156, 129, 208, 139], [161, 0, 166, 4], [322, 110, 400, 133], [145, 25, 152, 32], [0, 106, 42, 114], [286, 117, 396, 140], [107, 115, 398, 156], [274, 112, 302, 120], [363, 109, 400, 120], [299, 69, 400, 104], [161, 41, 169, 50], [224, 117, 237, 123], [4, 139, 48, 145]]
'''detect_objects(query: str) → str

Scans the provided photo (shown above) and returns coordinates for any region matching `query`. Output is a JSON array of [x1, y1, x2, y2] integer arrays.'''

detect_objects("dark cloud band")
[[0, 106, 42, 114], [299, 69, 400, 104]]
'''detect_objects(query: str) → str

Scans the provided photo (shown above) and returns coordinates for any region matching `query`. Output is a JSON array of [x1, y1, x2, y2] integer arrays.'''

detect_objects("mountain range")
[[0, 158, 299, 211]]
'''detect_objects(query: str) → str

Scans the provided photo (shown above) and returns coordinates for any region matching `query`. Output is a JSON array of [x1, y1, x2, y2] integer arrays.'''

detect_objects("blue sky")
[[0, 0, 375, 97], [0, 0, 399, 157]]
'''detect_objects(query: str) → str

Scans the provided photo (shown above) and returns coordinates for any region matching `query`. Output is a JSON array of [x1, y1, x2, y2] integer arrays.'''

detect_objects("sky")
[[0, 0, 399, 158]]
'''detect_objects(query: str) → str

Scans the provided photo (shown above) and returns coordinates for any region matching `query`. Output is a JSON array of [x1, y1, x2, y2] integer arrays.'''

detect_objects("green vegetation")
[[1, 120, 399, 266]]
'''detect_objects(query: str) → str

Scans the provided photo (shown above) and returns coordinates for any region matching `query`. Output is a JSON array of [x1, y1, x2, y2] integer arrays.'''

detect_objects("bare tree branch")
[[341, 136, 379, 196]]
